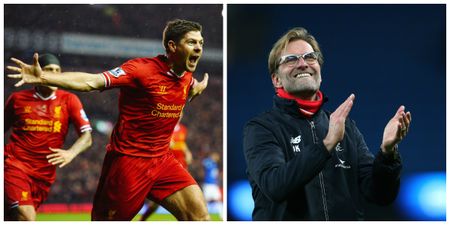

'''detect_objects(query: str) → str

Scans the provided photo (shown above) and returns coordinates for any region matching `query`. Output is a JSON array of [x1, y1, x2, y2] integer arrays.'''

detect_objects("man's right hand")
[[323, 94, 355, 152], [7, 53, 44, 87]]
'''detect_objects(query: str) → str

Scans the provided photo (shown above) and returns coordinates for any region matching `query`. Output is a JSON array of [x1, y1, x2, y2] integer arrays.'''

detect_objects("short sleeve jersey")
[[4, 89, 92, 182], [101, 55, 193, 157]]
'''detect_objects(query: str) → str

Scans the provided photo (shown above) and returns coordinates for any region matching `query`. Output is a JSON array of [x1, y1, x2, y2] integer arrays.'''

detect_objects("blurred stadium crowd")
[[4, 4, 223, 204]]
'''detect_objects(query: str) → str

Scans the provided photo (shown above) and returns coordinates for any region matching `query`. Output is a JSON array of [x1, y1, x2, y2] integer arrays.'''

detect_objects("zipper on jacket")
[[309, 121, 318, 143], [309, 120, 329, 221]]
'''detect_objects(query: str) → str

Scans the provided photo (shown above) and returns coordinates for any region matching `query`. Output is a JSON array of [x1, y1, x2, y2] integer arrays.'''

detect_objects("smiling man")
[[243, 27, 412, 220], [8, 19, 209, 221]]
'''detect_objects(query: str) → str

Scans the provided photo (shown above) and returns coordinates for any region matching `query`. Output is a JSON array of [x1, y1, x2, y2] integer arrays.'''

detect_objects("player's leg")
[[203, 183, 223, 219], [159, 184, 210, 221], [5, 205, 36, 221], [91, 151, 155, 221], [140, 200, 160, 221], [4, 166, 37, 221], [16, 205, 36, 221], [211, 186, 224, 219], [150, 154, 209, 221]]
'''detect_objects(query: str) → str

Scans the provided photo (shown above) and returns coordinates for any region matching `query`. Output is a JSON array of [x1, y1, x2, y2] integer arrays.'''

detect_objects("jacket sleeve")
[[243, 120, 331, 203], [353, 121, 402, 205]]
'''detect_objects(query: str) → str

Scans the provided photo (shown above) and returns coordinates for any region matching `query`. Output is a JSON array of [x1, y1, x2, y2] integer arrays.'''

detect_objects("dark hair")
[[38, 53, 60, 67], [162, 19, 202, 51]]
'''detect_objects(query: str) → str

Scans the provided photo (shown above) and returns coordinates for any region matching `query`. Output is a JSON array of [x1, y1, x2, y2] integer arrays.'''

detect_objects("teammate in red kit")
[[140, 119, 193, 221], [170, 119, 193, 169], [4, 53, 93, 221], [8, 19, 210, 221]]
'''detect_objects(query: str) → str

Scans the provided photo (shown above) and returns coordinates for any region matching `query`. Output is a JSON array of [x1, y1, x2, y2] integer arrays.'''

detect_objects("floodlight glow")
[[397, 172, 446, 221], [228, 180, 254, 221]]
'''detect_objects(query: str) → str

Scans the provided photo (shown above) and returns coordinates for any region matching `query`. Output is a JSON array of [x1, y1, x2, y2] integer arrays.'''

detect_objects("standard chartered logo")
[[22, 118, 62, 132], [156, 103, 183, 111], [151, 103, 184, 118]]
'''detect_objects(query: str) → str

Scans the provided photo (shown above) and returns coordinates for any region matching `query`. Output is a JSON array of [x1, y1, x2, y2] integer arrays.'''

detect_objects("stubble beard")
[[284, 76, 321, 98]]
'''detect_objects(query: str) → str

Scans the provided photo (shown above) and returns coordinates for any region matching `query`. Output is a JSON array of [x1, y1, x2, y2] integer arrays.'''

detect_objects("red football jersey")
[[170, 123, 188, 168], [101, 55, 193, 157], [4, 89, 92, 182]]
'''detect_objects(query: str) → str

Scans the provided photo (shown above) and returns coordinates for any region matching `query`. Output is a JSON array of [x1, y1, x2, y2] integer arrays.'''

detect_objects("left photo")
[[4, 4, 223, 221]]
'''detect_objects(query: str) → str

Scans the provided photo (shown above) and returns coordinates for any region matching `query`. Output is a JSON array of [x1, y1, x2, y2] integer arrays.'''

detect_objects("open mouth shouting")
[[188, 55, 200, 66]]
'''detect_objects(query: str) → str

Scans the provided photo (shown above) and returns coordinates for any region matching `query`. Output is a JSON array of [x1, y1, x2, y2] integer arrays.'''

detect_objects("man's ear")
[[168, 40, 177, 53], [271, 73, 282, 88]]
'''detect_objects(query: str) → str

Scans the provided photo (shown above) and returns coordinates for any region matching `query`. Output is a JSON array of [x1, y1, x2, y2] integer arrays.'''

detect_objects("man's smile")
[[293, 72, 312, 78]]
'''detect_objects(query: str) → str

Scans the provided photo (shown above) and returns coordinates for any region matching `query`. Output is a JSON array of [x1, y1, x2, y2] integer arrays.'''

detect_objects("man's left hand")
[[46, 147, 77, 168], [381, 105, 412, 154], [189, 73, 209, 102]]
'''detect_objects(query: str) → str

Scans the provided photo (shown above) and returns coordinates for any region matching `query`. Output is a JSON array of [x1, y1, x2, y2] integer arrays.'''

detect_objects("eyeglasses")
[[278, 52, 320, 67]]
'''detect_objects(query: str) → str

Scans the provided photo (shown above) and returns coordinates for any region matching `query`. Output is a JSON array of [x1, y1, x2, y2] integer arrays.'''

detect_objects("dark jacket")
[[243, 96, 402, 221]]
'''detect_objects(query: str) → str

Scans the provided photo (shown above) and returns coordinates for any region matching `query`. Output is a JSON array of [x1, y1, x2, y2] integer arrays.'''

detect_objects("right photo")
[[227, 4, 445, 221]]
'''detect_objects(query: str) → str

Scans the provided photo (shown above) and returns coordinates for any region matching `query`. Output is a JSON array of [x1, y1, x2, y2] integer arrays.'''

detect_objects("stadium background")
[[227, 4, 446, 221], [4, 4, 223, 220]]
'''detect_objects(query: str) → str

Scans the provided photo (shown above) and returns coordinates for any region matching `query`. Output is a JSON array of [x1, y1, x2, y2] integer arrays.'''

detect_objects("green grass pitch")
[[37, 212, 222, 221]]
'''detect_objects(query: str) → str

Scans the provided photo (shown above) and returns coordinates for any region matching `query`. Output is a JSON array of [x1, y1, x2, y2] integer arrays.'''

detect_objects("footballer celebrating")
[[4, 53, 93, 221], [8, 19, 209, 220]]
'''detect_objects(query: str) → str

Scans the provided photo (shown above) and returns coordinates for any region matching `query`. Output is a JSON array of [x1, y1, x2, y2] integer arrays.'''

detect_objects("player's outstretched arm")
[[46, 131, 93, 168], [189, 73, 209, 102], [7, 53, 104, 92]]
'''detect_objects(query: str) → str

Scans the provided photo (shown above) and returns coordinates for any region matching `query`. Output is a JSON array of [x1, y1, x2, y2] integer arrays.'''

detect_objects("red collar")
[[276, 88, 324, 118]]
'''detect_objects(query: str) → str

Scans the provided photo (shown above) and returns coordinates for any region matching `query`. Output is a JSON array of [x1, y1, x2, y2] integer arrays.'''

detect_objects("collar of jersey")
[[167, 69, 186, 78], [34, 90, 57, 101]]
